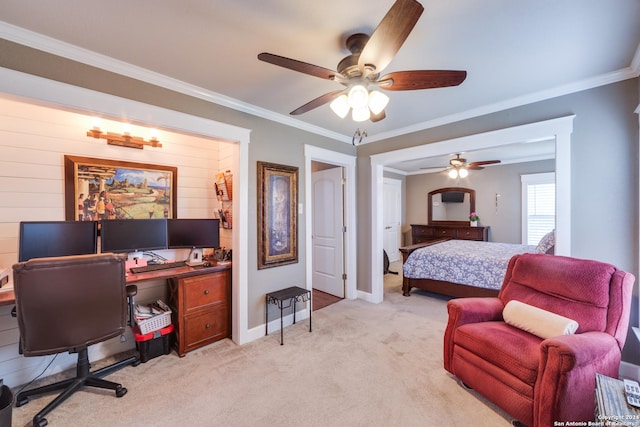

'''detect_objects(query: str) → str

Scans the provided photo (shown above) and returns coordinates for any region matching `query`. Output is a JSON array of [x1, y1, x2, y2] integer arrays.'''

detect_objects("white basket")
[[136, 311, 172, 335]]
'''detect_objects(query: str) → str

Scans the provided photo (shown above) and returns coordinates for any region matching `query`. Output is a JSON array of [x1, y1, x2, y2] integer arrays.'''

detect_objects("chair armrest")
[[446, 297, 504, 326], [443, 297, 503, 373], [536, 332, 621, 426]]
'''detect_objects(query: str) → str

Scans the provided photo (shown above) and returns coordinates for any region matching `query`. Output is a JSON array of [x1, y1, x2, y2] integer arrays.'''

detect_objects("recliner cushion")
[[503, 300, 579, 339], [499, 254, 614, 334], [454, 321, 542, 386]]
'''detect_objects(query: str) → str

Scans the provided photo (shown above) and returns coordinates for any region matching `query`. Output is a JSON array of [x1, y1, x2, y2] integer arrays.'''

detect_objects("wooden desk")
[[0, 290, 15, 306], [0, 262, 233, 357], [0, 262, 231, 305], [125, 262, 230, 284]]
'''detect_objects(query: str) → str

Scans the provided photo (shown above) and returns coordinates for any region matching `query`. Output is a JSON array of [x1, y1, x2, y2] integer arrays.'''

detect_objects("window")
[[521, 173, 555, 245]]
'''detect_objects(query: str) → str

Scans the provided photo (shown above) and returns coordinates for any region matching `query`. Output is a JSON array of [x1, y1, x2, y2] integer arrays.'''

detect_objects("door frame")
[[369, 116, 575, 303], [305, 145, 357, 300]]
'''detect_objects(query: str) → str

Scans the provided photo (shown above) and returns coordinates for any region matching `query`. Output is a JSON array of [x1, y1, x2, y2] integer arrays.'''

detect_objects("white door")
[[383, 178, 402, 263], [312, 167, 345, 298]]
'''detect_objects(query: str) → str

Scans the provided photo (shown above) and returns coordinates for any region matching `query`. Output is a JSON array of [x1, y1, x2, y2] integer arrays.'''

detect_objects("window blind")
[[526, 182, 555, 245]]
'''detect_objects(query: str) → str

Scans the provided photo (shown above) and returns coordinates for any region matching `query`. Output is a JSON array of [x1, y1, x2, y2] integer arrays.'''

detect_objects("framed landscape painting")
[[257, 161, 298, 269], [64, 155, 177, 221]]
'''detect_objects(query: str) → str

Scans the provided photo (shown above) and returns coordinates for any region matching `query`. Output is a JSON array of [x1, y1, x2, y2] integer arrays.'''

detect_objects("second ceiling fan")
[[257, 0, 467, 123], [421, 154, 502, 178]]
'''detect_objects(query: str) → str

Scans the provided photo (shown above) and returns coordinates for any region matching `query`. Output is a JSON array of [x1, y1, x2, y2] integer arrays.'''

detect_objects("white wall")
[[0, 96, 233, 387]]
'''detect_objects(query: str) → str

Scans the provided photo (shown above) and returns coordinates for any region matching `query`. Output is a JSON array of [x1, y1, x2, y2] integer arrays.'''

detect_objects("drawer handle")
[[205, 323, 211, 329], [441, 230, 446, 234], [465, 231, 470, 235], [204, 290, 210, 295]]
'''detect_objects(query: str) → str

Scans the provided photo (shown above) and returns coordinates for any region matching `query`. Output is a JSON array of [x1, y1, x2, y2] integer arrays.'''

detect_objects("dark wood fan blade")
[[467, 160, 501, 167], [358, 0, 424, 73], [466, 166, 484, 170], [370, 109, 386, 122], [258, 53, 339, 80], [290, 90, 345, 115], [378, 70, 467, 91]]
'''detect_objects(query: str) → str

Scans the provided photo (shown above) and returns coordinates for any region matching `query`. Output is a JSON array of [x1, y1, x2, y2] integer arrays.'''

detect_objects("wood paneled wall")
[[0, 97, 234, 387]]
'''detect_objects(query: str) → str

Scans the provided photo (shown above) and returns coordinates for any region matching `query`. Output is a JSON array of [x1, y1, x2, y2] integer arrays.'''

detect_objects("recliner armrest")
[[536, 332, 621, 426], [443, 297, 504, 373], [540, 331, 620, 372], [446, 297, 504, 326]]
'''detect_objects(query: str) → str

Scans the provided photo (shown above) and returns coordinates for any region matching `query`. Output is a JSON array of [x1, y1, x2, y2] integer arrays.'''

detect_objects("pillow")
[[536, 230, 555, 254], [503, 300, 578, 339]]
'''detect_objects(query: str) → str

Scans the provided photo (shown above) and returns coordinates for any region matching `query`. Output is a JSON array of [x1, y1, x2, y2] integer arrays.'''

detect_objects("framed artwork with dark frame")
[[257, 161, 298, 269], [64, 155, 177, 221]]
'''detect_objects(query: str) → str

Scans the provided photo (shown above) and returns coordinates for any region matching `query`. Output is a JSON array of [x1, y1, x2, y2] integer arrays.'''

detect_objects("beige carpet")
[[12, 262, 512, 426]]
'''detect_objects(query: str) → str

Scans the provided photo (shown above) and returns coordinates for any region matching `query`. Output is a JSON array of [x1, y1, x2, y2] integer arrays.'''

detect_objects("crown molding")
[[366, 67, 638, 143], [1, 21, 637, 145], [0, 21, 351, 144]]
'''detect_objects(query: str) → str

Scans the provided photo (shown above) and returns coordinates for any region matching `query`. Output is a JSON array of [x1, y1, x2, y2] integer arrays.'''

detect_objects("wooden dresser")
[[410, 224, 488, 244], [169, 267, 231, 356]]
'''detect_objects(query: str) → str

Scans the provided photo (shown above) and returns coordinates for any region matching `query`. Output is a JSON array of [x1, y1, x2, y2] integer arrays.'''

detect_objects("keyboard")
[[130, 261, 187, 274]]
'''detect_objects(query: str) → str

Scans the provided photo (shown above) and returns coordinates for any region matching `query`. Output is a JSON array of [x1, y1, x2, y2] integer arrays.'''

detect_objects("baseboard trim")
[[246, 308, 311, 343], [357, 290, 380, 303]]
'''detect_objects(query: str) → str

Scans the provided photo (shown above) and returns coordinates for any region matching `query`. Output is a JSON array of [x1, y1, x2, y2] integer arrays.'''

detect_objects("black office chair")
[[13, 253, 139, 427]]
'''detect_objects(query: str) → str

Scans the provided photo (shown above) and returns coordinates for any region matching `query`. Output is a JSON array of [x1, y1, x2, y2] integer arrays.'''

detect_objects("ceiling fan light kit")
[[330, 95, 350, 118], [328, 86, 389, 121], [422, 153, 502, 176], [257, 0, 467, 124], [352, 106, 371, 122], [448, 168, 469, 179]]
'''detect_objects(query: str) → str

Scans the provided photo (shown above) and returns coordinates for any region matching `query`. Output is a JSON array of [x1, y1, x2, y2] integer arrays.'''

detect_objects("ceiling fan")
[[421, 153, 501, 178], [257, 0, 467, 123]]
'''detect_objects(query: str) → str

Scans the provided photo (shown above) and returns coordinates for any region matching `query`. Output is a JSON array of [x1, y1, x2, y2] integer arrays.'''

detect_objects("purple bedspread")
[[403, 240, 536, 290]]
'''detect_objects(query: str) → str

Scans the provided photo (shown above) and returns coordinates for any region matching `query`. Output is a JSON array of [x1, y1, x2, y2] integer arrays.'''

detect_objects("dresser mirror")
[[428, 187, 475, 225]]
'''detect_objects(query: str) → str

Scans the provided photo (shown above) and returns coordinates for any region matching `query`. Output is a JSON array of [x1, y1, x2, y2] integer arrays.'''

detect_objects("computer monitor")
[[19, 221, 98, 262], [167, 219, 220, 249], [167, 218, 220, 265], [100, 219, 167, 254]]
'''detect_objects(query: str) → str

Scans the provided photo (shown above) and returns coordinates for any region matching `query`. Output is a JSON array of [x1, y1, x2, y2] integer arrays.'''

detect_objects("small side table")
[[595, 373, 640, 426], [265, 286, 312, 345]]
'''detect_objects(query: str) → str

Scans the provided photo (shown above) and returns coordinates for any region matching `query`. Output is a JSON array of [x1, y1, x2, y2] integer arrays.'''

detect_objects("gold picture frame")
[[64, 155, 177, 221], [257, 161, 298, 269]]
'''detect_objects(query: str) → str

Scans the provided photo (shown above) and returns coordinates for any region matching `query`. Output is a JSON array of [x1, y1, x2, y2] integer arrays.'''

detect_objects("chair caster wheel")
[[33, 416, 48, 427], [115, 386, 128, 398], [132, 359, 141, 367], [511, 421, 527, 427], [15, 395, 29, 407]]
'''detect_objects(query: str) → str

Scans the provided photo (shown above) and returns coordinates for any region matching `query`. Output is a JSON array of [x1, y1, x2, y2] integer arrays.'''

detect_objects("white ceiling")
[[1, 0, 639, 169]]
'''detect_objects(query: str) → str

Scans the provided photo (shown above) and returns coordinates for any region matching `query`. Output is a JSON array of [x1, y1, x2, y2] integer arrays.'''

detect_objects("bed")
[[401, 239, 539, 297]]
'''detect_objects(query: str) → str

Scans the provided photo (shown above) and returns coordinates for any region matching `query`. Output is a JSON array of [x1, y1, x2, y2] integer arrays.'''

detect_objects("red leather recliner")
[[444, 253, 634, 427]]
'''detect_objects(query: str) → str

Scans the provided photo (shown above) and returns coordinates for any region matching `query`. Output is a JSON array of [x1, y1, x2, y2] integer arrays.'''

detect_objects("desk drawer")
[[183, 273, 228, 311], [184, 306, 229, 350]]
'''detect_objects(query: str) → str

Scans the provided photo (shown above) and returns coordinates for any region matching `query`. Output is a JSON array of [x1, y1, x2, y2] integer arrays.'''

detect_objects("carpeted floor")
[[11, 262, 512, 426]]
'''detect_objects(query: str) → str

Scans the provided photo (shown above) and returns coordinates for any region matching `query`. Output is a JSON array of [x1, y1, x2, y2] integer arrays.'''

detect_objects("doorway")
[[369, 116, 575, 304], [311, 162, 345, 300], [383, 178, 402, 263], [304, 145, 357, 304]]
